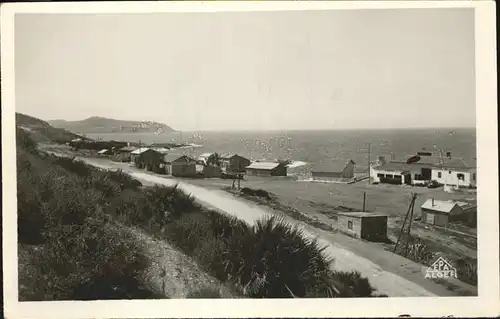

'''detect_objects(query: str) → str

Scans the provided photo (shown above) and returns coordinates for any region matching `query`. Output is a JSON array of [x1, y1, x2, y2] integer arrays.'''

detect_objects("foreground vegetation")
[[18, 127, 384, 299]]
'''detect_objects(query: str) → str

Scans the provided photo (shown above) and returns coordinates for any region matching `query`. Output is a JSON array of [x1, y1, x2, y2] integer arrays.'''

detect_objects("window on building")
[[448, 171, 452, 174], [377, 173, 383, 178], [473, 173, 476, 181], [348, 221, 353, 230], [437, 172, 442, 178], [457, 173, 465, 180]]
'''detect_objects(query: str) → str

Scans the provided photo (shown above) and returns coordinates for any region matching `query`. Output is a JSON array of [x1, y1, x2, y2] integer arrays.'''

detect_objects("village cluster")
[[93, 143, 477, 239], [97, 145, 288, 178]]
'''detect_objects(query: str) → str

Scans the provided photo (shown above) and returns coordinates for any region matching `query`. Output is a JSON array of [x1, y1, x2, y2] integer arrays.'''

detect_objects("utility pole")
[[434, 144, 448, 190], [366, 143, 372, 184], [362, 192, 367, 212], [393, 193, 418, 254]]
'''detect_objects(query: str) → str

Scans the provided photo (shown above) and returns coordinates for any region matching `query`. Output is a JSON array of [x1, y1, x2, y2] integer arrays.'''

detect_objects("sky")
[[15, 9, 476, 131]]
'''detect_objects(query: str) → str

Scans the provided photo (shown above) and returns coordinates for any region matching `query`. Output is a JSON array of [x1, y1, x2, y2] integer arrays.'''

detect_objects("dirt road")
[[70, 156, 457, 297]]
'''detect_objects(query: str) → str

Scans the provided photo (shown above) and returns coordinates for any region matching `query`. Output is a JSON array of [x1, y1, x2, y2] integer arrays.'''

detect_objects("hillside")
[[16, 112, 87, 144], [49, 116, 176, 134]]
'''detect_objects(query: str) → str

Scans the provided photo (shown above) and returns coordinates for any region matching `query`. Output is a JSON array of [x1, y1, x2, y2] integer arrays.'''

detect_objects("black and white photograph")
[[1, 1, 498, 318]]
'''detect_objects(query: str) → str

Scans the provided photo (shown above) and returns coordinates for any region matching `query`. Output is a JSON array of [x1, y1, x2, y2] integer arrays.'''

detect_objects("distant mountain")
[[16, 113, 87, 143], [49, 116, 176, 134]]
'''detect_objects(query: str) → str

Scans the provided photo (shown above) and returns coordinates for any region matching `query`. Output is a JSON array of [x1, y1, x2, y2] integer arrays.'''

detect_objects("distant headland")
[[49, 116, 176, 134]]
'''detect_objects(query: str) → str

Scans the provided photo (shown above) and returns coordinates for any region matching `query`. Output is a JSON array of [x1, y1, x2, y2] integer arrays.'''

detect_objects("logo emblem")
[[425, 256, 457, 279]]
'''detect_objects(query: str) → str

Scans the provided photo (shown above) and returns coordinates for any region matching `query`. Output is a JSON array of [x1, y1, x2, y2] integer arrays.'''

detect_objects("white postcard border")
[[1, 1, 498, 318]]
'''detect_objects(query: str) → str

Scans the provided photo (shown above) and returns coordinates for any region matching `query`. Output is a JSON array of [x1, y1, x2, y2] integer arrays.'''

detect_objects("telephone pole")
[[366, 142, 372, 184]]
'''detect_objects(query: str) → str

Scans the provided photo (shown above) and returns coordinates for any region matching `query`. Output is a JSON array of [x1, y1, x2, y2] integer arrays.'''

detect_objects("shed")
[[420, 199, 464, 227], [132, 148, 164, 173], [220, 153, 251, 174], [311, 159, 355, 181], [245, 161, 287, 177], [335, 212, 388, 242], [164, 154, 197, 177]]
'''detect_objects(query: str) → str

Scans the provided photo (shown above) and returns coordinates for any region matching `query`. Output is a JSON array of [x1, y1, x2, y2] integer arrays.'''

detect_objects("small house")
[[164, 154, 197, 177], [220, 153, 251, 174], [132, 148, 164, 173], [335, 212, 388, 242], [113, 146, 136, 162], [245, 161, 287, 177], [311, 159, 355, 182], [420, 198, 464, 227]]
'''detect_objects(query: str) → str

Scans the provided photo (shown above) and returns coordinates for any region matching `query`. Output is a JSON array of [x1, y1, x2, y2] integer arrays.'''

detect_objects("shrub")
[[52, 157, 92, 177], [456, 257, 477, 286], [105, 169, 142, 189], [330, 271, 375, 297], [32, 219, 152, 300], [17, 149, 156, 300], [164, 213, 214, 255], [16, 128, 37, 152]]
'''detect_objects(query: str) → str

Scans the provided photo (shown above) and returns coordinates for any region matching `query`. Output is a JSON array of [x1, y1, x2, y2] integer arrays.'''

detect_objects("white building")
[[371, 155, 476, 188], [431, 158, 476, 188]]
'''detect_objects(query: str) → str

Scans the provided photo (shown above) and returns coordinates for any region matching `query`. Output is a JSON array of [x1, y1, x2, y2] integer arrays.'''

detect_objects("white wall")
[[371, 168, 403, 183], [431, 168, 475, 187]]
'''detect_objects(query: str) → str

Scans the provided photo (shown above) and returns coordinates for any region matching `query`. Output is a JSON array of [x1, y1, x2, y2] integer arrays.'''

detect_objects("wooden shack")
[[420, 198, 464, 228], [164, 154, 197, 177], [132, 148, 164, 173]]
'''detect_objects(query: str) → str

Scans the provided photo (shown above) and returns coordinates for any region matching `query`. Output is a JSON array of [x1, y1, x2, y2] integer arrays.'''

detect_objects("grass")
[[17, 135, 158, 300]]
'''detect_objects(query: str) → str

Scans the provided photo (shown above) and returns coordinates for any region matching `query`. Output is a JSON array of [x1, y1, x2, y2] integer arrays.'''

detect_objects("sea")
[[86, 128, 476, 178]]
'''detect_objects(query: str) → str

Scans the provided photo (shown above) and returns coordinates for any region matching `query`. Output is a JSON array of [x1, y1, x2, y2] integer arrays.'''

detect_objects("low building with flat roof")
[[335, 212, 388, 242]]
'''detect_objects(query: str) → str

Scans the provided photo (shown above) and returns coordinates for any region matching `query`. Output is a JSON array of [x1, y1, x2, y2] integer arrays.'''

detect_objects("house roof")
[[421, 199, 461, 214], [220, 153, 248, 161], [130, 147, 151, 155], [164, 154, 195, 164], [312, 159, 355, 173], [373, 161, 420, 174], [337, 212, 388, 218], [199, 152, 213, 159], [393, 155, 472, 169], [150, 147, 170, 154], [246, 162, 282, 170], [97, 149, 110, 154], [117, 146, 137, 152]]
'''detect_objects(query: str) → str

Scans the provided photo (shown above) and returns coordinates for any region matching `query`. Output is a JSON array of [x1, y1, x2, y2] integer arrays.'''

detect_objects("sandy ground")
[[60, 154, 477, 297]]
